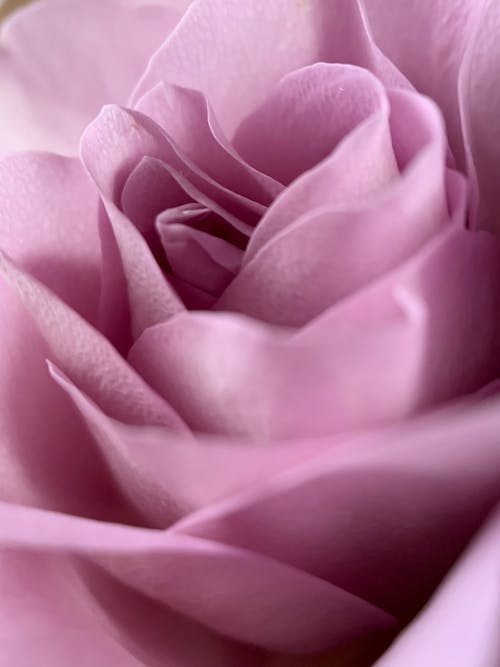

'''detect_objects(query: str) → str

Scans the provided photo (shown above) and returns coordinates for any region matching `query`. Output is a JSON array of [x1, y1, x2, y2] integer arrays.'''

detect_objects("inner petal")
[[232, 63, 389, 185]]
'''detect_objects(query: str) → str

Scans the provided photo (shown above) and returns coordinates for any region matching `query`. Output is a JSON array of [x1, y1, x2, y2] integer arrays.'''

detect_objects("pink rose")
[[0, 1, 499, 665]]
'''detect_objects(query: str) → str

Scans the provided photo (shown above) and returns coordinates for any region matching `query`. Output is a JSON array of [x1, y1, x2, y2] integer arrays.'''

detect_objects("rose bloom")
[[0, 0, 499, 665]]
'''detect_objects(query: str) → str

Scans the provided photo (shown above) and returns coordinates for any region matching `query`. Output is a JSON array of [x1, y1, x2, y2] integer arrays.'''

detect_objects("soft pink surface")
[[0, 0, 500, 665]]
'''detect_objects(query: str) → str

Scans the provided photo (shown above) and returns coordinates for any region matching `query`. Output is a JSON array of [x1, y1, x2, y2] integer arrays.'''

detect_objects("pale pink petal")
[[131, 226, 499, 438], [157, 215, 242, 296], [103, 201, 185, 339], [218, 90, 450, 326], [132, 0, 408, 137], [0, 502, 395, 653], [363, 0, 480, 169], [176, 394, 500, 625], [80, 105, 260, 231], [0, 282, 127, 520], [374, 503, 500, 666], [232, 63, 389, 185], [0, 252, 188, 430], [0, 550, 249, 667], [0, 0, 187, 153], [136, 82, 282, 204], [50, 364, 333, 528], [0, 151, 101, 322]]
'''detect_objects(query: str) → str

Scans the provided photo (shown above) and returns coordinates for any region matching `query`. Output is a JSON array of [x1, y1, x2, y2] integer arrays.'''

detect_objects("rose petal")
[[218, 104, 453, 325], [0, 282, 126, 520], [0, 502, 395, 653], [364, 0, 480, 170], [136, 82, 282, 204], [0, 0, 186, 153], [0, 550, 248, 667], [0, 252, 187, 430], [218, 90, 450, 327], [374, 502, 500, 666], [0, 151, 101, 322], [103, 201, 185, 339], [81, 105, 260, 230], [50, 364, 333, 528], [175, 395, 500, 622], [232, 63, 389, 185], [132, 0, 408, 137], [132, 225, 499, 438]]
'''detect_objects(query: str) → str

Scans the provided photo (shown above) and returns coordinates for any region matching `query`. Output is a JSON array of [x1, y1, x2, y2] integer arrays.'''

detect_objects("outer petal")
[[0, 0, 187, 153], [50, 365, 334, 528], [0, 151, 101, 322], [0, 280, 128, 521], [0, 503, 395, 654], [363, 0, 481, 168], [176, 395, 500, 625], [0, 549, 250, 667], [459, 0, 500, 231], [132, 0, 408, 137], [0, 252, 187, 431], [374, 503, 500, 666]]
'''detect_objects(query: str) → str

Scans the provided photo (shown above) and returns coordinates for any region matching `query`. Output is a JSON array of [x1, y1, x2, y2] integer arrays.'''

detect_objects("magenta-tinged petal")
[[130, 227, 500, 438], [176, 395, 500, 623], [0, 0, 187, 154], [0, 253, 188, 431], [132, 0, 408, 137], [218, 91, 455, 326], [0, 502, 395, 653], [103, 201, 185, 339], [232, 63, 388, 185], [81, 105, 260, 229], [0, 550, 249, 667], [158, 217, 242, 296], [374, 503, 500, 666], [242, 109, 395, 265], [121, 157, 190, 239], [459, 0, 500, 231], [0, 151, 101, 322], [136, 82, 282, 204], [0, 282, 127, 520], [364, 0, 480, 169], [51, 365, 333, 528]]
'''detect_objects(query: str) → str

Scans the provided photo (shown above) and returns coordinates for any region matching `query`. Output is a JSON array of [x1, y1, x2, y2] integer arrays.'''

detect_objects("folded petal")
[[81, 105, 260, 230], [374, 502, 500, 666], [176, 395, 500, 624], [218, 91, 450, 326], [132, 0, 408, 137], [158, 219, 242, 297], [136, 82, 282, 204], [0, 502, 395, 653], [364, 0, 480, 168], [103, 201, 185, 339], [0, 282, 127, 520], [0, 252, 187, 430], [232, 63, 389, 185], [0, 0, 186, 153], [131, 226, 499, 438], [51, 365, 334, 528], [0, 549, 248, 667]]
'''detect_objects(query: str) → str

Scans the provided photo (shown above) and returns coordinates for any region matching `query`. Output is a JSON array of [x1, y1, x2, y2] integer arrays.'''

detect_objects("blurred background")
[[0, 0, 32, 22]]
